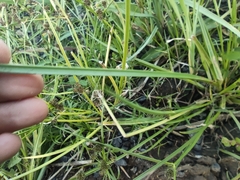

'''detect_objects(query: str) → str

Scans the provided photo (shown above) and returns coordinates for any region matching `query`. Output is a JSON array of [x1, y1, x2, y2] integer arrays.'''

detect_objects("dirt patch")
[[44, 117, 240, 180]]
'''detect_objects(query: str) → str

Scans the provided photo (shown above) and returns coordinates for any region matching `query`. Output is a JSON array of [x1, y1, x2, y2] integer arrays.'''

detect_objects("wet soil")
[[45, 119, 240, 180]]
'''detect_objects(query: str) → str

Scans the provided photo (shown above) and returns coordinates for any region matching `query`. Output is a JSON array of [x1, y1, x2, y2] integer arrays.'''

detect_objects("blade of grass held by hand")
[[0, 64, 212, 82]]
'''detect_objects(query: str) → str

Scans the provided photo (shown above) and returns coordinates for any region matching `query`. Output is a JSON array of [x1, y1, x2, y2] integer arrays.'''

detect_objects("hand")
[[0, 40, 48, 163]]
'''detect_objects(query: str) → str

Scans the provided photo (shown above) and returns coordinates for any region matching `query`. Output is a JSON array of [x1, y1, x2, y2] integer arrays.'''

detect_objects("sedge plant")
[[0, 0, 240, 179]]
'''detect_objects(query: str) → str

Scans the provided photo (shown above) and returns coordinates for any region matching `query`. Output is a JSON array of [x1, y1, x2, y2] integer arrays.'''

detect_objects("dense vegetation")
[[0, 0, 239, 179]]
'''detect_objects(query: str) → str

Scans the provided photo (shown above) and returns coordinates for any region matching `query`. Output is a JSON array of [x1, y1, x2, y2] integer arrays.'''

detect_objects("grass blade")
[[0, 64, 213, 82]]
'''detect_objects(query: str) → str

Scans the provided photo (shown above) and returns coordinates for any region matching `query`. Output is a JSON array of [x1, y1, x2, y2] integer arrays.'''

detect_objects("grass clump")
[[0, 0, 240, 179]]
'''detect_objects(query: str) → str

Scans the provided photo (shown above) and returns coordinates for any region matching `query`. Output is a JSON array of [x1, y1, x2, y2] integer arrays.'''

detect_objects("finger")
[[0, 97, 48, 133], [0, 40, 11, 64], [0, 133, 21, 163], [0, 74, 44, 102]]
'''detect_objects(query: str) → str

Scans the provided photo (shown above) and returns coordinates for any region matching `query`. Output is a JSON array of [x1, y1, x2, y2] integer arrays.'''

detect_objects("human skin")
[[0, 40, 48, 163]]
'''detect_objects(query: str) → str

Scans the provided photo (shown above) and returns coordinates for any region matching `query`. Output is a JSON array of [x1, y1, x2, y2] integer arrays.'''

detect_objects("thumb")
[[0, 133, 21, 163], [0, 40, 11, 64]]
